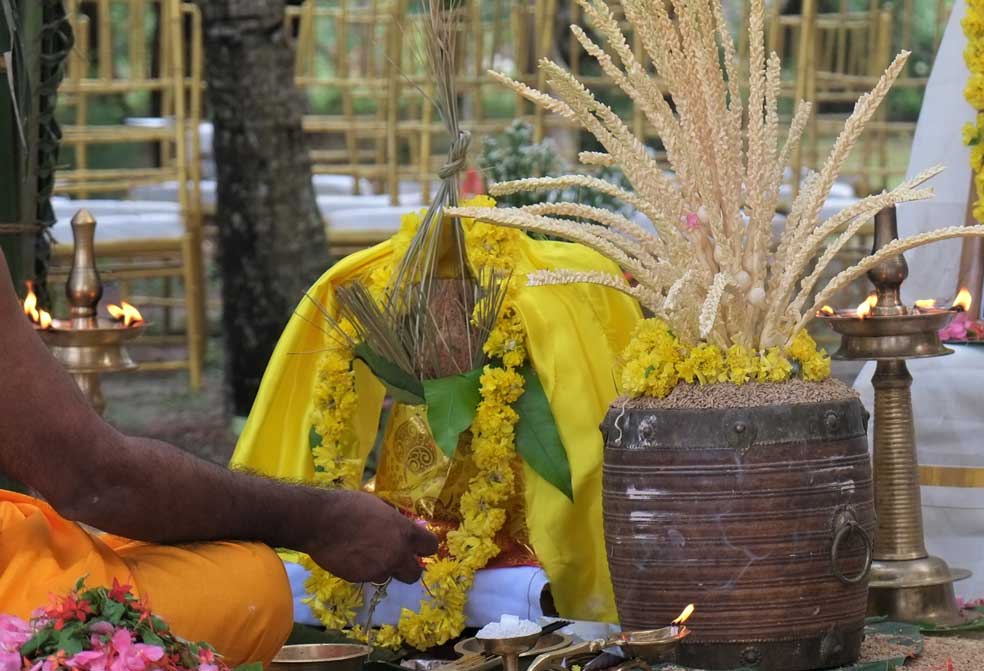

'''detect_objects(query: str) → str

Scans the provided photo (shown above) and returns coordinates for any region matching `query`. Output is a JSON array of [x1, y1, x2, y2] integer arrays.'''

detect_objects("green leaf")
[[354, 343, 425, 405], [423, 367, 483, 458], [514, 365, 574, 501], [141, 629, 164, 648], [101, 598, 126, 626], [56, 626, 83, 656], [21, 630, 52, 657]]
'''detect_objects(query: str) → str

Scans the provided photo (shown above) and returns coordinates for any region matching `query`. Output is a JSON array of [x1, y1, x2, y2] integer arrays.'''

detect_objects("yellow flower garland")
[[620, 319, 829, 399], [303, 196, 530, 650], [963, 0, 984, 222]]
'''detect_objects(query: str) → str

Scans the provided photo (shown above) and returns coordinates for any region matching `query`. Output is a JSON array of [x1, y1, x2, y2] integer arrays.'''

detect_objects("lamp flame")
[[22, 282, 53, 330], [672, 603, 695, 625], [107, 301, 144, 327], [856, 294, 878, 319], [818, 305, 835, 316], [915, 299, 937, 310], [953, 288, 973, 312]]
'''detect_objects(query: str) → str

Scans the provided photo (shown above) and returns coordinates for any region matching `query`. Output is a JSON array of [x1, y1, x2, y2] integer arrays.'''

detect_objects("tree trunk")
[[199, 0, 326, 417]]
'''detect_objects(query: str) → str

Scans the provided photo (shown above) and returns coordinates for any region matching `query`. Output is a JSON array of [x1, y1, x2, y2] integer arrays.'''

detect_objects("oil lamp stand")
[[822, 206, 969, 626], [40, 210, 144, 416]]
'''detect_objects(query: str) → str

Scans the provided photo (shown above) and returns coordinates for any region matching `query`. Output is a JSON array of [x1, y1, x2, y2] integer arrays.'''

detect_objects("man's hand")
[[305, 490, 439, 584]]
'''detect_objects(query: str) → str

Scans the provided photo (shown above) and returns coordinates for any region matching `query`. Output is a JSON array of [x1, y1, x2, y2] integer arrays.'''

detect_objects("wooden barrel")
[[601, 398, 874, 671]]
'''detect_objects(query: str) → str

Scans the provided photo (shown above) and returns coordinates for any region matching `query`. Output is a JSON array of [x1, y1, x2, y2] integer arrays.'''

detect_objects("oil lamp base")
[[867, 557, 971, 626]]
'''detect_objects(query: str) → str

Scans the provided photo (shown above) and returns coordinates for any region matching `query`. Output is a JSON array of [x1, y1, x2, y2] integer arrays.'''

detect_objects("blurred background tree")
[[199, 0, 326, 417]]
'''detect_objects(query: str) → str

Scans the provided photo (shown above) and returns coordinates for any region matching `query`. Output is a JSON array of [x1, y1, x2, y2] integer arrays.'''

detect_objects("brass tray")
[[454, 633, 573, 658]]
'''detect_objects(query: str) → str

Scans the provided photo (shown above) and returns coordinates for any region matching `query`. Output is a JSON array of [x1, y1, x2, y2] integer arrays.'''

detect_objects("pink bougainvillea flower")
[[0, 615, 32, 651], [68, 648, 112, 671], [108, 628, 165, 671], [940, 312, 971, 342], [0, 650, 21, 671]]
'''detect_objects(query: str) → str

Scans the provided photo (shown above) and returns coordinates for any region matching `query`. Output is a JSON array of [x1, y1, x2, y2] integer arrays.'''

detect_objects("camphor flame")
[[856, 294, 878, 319], [672, 603, 695, 625], [22, 282, 53, 330], [107, 301, 144, 327], [818, 305, 835, 316], [953, 288, 973, 312], [915, 299, 937, 310]]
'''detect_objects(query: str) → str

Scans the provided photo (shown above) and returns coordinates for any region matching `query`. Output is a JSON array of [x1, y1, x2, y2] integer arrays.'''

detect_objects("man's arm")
[[0, 251, 436, 584]]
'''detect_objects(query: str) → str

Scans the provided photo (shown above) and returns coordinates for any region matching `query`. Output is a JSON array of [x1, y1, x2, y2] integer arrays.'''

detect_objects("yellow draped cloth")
[[0, 491, 292, 666], [231, 236, 641, 623]]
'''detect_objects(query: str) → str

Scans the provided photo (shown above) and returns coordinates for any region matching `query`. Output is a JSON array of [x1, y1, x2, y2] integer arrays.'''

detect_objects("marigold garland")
[[302, 196, 530, 651], [620, 319, 829, 398], [963, 0, 984, 222]]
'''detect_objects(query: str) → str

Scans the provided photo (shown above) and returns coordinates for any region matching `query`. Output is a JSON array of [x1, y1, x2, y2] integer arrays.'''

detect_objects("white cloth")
[[130, 174, 378, 208], [50, 213, 183, 243], [897, 0, 975, 307], [855, 346, 984, 599], [326, 205, 429, 234], [318, 194, 424, 217], [853, 0, 984, 599], [284, 561, 550, 628], [50, 198, 183, 242]]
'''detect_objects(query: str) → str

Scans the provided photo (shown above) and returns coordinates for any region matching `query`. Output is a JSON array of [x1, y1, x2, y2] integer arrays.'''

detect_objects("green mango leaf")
[[515, 365, 574, 501], [423, 367, 484, 458], [354, 343, 425, 405]]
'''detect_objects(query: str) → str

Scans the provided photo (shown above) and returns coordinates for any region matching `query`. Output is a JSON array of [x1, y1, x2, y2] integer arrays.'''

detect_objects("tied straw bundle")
[[447, 0, 984, 351], [311, 0, 508, 383]]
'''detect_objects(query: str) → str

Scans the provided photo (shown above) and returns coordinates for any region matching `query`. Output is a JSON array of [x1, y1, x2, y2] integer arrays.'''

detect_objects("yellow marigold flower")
[[687, 343, 727, 385], [964, 122, 981, 146], [801, 352, 832, 382], [966, 74, 984, 110], [787, 330, 819, 362], [756, 347, 793, 383], [374, 625, 403, 650], [725, 344, 757, 385]]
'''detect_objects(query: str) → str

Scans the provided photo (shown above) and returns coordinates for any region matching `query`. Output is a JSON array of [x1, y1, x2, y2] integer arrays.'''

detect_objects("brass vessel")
[[820, 206, 970, 626], [40, 210, 144, 415]]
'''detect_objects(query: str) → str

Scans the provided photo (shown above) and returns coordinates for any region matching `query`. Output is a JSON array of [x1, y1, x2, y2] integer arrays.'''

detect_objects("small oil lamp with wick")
[[24, 210, 146, 416], [818, 205, 971, 626], [523, 604, 695, 671]]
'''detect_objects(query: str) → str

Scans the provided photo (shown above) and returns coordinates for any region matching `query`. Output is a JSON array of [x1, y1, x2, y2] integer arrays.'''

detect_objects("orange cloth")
[[0, 491, 292, 667]]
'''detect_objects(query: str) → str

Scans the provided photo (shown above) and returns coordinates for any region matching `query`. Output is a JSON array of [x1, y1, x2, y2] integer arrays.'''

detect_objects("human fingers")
[[393, 554, 424, 585], [409, 522, 439, 556]]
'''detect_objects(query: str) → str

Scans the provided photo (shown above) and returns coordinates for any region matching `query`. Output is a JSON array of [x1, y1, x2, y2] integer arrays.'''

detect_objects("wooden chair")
[[289, 0, 398, 200], [49, 0, 206, 389]]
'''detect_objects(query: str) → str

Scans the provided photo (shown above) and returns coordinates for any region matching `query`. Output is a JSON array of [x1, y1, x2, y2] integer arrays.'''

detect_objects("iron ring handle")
[[830, 520, 872, 585]]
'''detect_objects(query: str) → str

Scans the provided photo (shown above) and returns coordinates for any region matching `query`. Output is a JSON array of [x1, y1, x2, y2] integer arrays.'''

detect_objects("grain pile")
[[616, 377, 858, 410]]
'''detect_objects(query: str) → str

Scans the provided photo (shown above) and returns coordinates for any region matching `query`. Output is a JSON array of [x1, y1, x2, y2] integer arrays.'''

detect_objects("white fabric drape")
[[898, 0, 975, 308]]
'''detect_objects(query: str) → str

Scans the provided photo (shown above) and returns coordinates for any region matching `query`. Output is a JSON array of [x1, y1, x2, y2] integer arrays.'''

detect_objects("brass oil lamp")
[[819, 205, 970, 625], [31, 210, 145, 415]]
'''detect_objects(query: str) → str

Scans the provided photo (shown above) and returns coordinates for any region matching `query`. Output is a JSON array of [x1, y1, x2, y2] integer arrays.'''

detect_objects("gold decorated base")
[[868, 557, 971, 626]]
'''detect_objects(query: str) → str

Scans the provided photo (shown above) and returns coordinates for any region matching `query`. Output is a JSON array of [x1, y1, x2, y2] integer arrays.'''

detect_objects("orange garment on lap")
[[0, 491, 292, 667]]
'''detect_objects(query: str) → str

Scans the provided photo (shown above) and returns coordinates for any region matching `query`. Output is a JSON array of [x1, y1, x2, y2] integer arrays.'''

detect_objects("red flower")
[[108, 579, 133, 604], [47, 594, 93, 631]]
